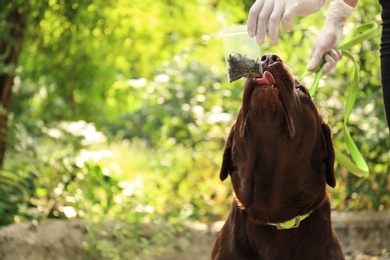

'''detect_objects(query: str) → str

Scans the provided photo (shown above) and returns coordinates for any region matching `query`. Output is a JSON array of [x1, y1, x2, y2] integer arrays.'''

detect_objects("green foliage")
[[0, 168, 28, 226], [1, 121, 225, 257], [1, 120, 112, 223], [83, 221, 189, 259], [1, 0, 389, 257], [14, 0, 246, 125], [105, 52, 241, 148]]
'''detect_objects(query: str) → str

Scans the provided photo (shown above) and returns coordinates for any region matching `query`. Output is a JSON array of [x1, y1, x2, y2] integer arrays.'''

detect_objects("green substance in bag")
[[227, 53, 263, 83]]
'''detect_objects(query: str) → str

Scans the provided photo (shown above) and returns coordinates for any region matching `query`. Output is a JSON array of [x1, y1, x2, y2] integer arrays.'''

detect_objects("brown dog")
[[211, 54, 344, 259]]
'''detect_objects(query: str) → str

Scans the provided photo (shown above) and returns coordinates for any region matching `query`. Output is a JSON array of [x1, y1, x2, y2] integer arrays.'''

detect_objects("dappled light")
[[0, 0, 389, 258]]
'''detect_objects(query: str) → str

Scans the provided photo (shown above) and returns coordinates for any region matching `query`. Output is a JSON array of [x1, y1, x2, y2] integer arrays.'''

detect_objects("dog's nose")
[[260, 54, 283, 67]]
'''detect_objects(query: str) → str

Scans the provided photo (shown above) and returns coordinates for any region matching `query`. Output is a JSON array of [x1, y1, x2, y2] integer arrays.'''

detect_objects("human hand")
[[247, 0, 331, 45], [307, 0, 354, 74], [319, 49, 343, 76]]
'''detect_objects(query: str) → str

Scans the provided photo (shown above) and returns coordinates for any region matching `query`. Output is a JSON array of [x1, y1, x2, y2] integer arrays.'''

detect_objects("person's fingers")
[[282, 2, 296, 32], [307, 46, 325, 71], [255, 0, 274, 45], [323, 49, 342, 75], [323, 54, 335, 76], [330, 49, 342, 62], [323, 63, 331, 76], [247, 0, 266, 37], [268, 2, 285, 45]]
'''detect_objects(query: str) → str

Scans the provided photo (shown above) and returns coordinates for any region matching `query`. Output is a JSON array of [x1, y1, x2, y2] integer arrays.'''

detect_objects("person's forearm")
[[344, 0, 358, 7]]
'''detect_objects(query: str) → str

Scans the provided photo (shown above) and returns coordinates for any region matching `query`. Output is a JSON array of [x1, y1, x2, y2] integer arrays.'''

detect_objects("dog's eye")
[[295, 86, 309, 96]]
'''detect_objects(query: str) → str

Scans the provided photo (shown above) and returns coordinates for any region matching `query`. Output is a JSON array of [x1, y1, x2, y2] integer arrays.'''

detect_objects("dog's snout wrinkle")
[[283, 105, 296, 138]]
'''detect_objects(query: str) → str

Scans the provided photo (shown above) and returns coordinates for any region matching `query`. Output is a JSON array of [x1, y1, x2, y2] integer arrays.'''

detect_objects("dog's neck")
[[233, 191, 246, 210], [233, 191, 312, 230]]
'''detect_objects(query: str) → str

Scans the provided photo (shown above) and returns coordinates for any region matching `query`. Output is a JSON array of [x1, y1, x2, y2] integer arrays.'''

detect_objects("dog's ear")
[[321, 122, 336, 188], [219, 123, 236, 181]]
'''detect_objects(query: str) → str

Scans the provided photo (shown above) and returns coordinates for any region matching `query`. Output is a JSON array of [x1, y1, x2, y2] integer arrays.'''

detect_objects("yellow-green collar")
[[233, 194, 311, 230], [268, 212, 311, 230]]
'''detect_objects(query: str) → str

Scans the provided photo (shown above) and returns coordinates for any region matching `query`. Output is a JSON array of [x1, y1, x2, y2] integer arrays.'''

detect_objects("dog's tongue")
[[252, 71, 276, 85]]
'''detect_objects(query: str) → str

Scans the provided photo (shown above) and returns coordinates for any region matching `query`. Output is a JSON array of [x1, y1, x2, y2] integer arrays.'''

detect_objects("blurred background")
[[0, 0, 389, 258]]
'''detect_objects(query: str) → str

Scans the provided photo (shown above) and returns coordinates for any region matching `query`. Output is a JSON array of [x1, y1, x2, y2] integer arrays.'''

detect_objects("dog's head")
[[220, 54, 335, 222]]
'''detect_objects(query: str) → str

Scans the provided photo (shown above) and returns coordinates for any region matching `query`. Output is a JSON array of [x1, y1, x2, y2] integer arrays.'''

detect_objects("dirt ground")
[[0, 219, 389, 260]]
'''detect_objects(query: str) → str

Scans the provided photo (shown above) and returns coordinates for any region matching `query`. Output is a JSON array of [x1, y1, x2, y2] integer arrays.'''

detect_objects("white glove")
[[321, 49, 343, 76], [307, 0, 354, 73], [247, 0, 331, 45]]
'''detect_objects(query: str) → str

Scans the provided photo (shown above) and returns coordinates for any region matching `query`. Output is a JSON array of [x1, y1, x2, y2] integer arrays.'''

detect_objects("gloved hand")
[[307, 0, 354, 73], [247, 0, 331, 45], [321, 49, 343, 76]]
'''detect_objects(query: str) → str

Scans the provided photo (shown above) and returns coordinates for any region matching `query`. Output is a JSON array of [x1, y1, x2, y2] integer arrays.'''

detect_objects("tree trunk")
[[0, 8, 25, 167]]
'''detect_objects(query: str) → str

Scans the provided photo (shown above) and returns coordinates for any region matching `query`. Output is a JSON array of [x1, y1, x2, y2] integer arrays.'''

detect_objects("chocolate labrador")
[[211, 54, 344, 259]]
